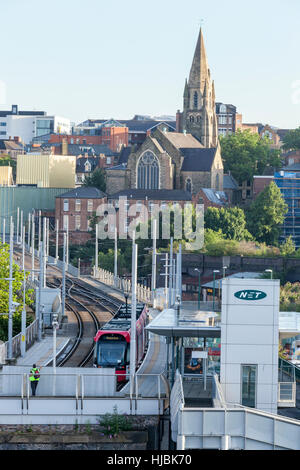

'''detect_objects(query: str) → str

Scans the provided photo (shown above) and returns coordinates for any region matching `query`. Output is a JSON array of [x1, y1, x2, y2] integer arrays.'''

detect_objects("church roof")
[[180, 147, 217, 172], [162, 131, 203, 149]]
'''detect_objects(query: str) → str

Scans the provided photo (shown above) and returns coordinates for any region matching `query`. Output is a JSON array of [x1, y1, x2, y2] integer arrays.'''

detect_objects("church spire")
[[188, 28, 209, 92]]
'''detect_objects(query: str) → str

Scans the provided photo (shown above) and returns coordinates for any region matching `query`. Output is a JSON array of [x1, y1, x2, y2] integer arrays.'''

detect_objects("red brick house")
[[55, 186, 107, 244]]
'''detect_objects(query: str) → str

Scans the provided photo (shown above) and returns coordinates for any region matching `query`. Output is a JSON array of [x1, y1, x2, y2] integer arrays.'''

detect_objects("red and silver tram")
[[93, 302, 148, 381]]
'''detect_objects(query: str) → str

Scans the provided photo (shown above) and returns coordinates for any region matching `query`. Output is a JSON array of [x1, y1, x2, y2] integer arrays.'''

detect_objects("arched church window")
[[193, 91, 198, 109], [196, 115, 201, 123], [189, 115, 194, 123], [137, 151, 159, 189], [186, 178, 192, 193], [216, 173, 220, 191], [219, 104, 227, 113]]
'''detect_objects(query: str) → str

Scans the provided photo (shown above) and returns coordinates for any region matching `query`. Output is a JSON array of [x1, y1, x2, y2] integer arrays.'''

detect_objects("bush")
[[97, 406, 132, 438]]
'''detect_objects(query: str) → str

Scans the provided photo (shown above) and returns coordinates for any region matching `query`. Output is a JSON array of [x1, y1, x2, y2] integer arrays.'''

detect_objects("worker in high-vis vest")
[[29, 364, 41, 396]]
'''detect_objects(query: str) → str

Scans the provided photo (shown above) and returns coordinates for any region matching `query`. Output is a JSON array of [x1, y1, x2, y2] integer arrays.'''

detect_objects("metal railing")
[[4, 319, 38, 360], [0, 370, 168, 400], [278, 382, 296, 407]]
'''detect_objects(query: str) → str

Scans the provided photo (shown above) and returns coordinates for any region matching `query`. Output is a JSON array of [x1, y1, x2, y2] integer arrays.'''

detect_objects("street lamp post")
[[213, 270, 220, 311], [265, 269, 273, 280], [194, 268, 201, 310]]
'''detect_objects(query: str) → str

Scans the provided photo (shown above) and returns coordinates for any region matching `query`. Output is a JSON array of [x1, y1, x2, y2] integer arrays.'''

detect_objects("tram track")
[[47, 276, 122, 368]]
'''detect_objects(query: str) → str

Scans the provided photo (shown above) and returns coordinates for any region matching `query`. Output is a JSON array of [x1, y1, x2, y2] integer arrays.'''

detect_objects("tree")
[[204, 206, 253, 241], [280, 236, 296, 256], [83, 168, 106, 192], [0, 241, 34, 341], [282, 127, 300, 151], [220, 129, 282, 184], [246, 182, 288, 245]]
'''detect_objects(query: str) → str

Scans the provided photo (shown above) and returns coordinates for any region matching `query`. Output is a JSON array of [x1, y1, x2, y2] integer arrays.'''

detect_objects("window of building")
[[75, 199, 81, 211], [87, 199, 93, 212], [241, 365, 257, 408], [84, 161, 91, 172], [137, 151, 159, 189], [218, 128, 227, 136], [186, 178, 192, 193], [0, 122, 6, 126], [0, 131, 6, 135], [75, 215, 81, 230], [63, 199, 69, 211], [219, 104, 227, 113], [189, 115, 194, 123], [106, 157, 111, 164], [193, 91, 198, 109], [219, 115, 227, 125]]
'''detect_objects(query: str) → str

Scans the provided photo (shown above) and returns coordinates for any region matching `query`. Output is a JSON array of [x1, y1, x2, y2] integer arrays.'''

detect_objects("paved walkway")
[[16, 336, 70, 367]]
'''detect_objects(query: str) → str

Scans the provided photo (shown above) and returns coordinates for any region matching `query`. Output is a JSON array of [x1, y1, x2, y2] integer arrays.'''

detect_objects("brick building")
[[55, 186, 107, 244]]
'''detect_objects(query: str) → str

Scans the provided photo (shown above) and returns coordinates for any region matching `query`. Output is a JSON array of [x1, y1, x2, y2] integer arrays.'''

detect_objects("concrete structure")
[[0, 166, 13, 186], [16, 152, 76, 188], [0, 106, 70, 144], [220, 278, 279, 414]]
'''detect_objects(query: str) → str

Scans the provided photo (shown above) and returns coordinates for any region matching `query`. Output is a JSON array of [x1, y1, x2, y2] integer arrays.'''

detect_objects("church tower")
[[179, 28, 218, 148]]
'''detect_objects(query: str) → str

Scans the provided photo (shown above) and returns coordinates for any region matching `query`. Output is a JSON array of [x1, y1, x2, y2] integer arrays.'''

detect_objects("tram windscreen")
[[97, 339, 127, 367]]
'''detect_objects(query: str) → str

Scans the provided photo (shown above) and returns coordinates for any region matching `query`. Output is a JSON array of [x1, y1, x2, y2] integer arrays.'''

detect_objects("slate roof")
[[223, 174, 239, 190], [118, 146, 131, 164], [201, 188, 227, 205], [76, 156, 100, 173], [108, 189, 192, 201], [80, 119, 176, 134], [56, 187, 106, 199], [180, 147, 217, 171], [163, 131, 202, 149]]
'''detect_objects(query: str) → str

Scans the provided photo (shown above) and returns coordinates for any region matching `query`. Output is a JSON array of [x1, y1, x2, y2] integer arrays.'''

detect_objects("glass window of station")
[[183, 337, 220, 376]]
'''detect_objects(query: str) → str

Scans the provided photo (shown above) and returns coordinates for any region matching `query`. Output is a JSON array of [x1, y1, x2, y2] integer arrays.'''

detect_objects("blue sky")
[[1, 0, 300, 128]]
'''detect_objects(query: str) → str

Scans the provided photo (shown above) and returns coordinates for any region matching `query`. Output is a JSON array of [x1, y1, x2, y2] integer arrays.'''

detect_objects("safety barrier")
[[93, 267, 152, 304], [278, 382, 296, 407], [3, 319, 39, 361]]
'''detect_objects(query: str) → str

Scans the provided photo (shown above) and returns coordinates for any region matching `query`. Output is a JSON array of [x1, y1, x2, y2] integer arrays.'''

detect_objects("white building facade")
[[220, 278, 279, 414]]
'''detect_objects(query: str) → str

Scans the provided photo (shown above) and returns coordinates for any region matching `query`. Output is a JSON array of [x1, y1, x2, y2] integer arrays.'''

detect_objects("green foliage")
[[0, 241, 34, 342], [280, 236, 296, 256], [282, 127, 300, 151], [83, 168, 106, 192], [220, 129, 282, 184], [97, 406, 132, 437], [280, 282, 300, 312], [204, 206, 252, 241], [246, 182, 288, 245]]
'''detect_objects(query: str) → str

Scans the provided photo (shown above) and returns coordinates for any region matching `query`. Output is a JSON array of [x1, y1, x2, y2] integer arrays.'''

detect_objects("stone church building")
[[106, 28, 223, 197]]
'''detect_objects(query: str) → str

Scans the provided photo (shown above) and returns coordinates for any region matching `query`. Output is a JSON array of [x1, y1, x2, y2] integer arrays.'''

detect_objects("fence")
[[93, 267, 152, 305], [3, 319, 38, 361]]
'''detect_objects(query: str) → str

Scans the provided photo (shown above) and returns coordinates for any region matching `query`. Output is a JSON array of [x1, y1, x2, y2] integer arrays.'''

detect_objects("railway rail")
[[47, 277, 122, 367]]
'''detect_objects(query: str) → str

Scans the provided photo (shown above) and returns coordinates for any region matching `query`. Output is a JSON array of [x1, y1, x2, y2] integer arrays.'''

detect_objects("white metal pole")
[[2, 218, 5, 244], [66, 216, 69, 268], [151, 218, 157, 308], [95, 223, 98, 276], [55, 219, 59, 262], [38, 210, 41, 253], [20, 210, 23, 244], [8, 218, 14, 360], [62, 232, 66, 317], [38, 239, 44, 342], [46, 218, 49, 258], [169, 237, 173, 307], [28, 213, 31, 253], [16, 207, 19, 244], [31, 217, 35, 281], [165, 253, 168, 308], [114, 227, 118, 287], [43, 218, 47, 288], [130, 242, 138, 399], [21, 225, 26, 357]]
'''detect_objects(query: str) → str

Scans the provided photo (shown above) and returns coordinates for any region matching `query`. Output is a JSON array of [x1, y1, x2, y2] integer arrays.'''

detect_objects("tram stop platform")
[[15, 335, 70, 367]]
